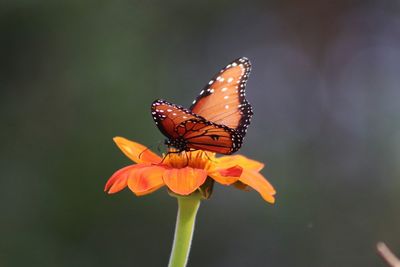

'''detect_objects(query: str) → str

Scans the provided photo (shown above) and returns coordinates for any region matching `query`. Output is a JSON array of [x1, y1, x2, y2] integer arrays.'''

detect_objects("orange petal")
[[216, 155, 264, 172], [163, 167, 207, 195], [127, 165, 166, 196], [105, 164, 148, 194], [239, 170, 276, 203], [113, 136, 161, 164], [209, 165, 242, 185]]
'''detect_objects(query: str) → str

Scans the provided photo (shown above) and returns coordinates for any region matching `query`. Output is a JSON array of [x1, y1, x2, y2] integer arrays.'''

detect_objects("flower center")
[[164, 150, 216, 170]]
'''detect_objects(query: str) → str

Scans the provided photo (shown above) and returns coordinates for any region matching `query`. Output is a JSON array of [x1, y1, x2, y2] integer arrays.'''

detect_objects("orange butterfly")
[[151, 57, 253, 155]]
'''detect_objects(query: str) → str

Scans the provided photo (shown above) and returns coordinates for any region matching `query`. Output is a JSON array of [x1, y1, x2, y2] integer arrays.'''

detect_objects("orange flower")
[[104, 137, 276, 203]]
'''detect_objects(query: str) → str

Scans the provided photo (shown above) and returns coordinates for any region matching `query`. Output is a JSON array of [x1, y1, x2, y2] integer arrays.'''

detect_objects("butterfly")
[[151, 57, 253, 155]]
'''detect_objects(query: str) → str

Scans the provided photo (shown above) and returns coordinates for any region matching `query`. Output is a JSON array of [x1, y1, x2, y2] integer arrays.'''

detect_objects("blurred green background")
[[1, 1, 400, 266]]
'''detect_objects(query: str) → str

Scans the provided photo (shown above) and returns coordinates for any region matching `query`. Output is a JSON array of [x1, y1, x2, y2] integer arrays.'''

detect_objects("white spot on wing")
[[225, 105, 229, 109]]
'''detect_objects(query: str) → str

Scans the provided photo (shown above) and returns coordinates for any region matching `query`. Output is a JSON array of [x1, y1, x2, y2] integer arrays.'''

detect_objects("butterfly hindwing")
[[190, 57, 253, 136], [151, 99, 198, 140], [179, 119, 242, 154]]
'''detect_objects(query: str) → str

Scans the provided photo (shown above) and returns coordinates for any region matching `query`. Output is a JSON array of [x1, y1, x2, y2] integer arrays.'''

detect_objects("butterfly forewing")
[[190, 57, 253, 136]]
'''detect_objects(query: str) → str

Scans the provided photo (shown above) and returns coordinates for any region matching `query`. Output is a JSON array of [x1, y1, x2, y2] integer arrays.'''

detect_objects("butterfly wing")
[[190, 57, 253, 136], [180, 119, 242, 154], [151, 99, 199, 140], [151, 99, 242, 154]]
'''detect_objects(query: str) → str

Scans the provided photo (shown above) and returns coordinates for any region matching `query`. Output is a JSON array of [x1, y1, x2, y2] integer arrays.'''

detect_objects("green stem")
[[168, 193, 201, 267]]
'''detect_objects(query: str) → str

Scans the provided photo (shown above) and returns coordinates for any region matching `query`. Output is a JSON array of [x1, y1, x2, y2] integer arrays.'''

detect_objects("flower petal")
[[215, 155, 264, 172], [105, 164, 148, 194], [127, 165, 166, 196], [113, 136, 161, 164], [163, 167, 207, 195], [209, 165, 242, 185], [239, 170, 276, 203]]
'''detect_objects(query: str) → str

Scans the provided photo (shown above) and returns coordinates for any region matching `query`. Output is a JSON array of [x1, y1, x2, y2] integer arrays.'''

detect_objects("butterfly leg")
[[203, 151, 217, 163], [138, 147, 151, 161]]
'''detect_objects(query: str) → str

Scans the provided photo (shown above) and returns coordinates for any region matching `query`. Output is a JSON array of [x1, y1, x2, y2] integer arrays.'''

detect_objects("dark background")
[[1, 1, 400, 266]]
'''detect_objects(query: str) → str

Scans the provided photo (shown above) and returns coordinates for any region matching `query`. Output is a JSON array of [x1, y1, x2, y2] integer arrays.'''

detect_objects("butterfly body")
[[151, 57, 253, 155]]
